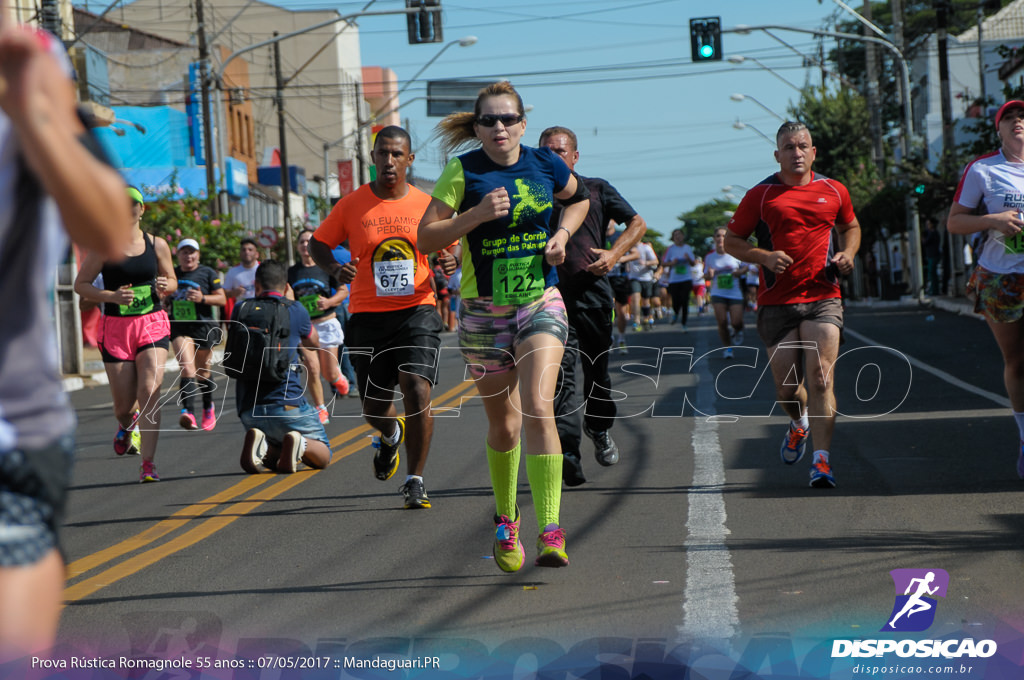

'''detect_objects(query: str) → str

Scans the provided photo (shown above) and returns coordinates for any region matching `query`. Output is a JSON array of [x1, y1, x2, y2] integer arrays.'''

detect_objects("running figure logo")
[[510, 178, 552, 229], [881, 568, 949, 632]]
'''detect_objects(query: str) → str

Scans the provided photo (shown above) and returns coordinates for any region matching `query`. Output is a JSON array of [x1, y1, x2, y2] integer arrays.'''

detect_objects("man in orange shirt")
[[310, 126, 454, 509]]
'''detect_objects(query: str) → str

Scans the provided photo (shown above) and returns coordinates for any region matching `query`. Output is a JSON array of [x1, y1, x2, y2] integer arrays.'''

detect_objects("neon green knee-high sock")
[[486, 441, 521, 519], [525, 453, 562, 532]]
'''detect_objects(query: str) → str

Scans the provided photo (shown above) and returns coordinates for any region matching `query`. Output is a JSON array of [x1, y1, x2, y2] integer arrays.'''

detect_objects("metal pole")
[[977, 5, 987, 102], [196, 0, 217, 215], [322, 142, 330, 203], [863, 1, 884, 174], [212, 6, 440, 212], [274, 34, 294, 265]]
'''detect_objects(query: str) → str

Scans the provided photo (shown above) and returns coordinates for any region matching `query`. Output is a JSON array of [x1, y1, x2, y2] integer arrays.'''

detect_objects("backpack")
[[222, 296, 293, 384]]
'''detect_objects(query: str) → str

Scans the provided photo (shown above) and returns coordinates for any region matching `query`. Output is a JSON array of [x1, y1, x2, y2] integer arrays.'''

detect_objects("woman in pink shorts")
[[75, 187, 176, 482]]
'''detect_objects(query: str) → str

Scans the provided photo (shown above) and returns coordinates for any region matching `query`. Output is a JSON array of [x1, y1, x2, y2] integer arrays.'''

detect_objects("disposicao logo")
[[882, 568, 948, 632], [831, 568, 998, 660]]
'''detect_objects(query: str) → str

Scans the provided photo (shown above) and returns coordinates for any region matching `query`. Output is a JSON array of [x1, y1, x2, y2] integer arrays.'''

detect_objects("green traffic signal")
[[914, 184, 925, 194], [689, 16, 722, 63]]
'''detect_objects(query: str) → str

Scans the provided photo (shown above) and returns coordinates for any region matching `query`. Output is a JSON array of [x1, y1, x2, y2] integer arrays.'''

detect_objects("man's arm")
[[320, 285, 348, 309], [309, 236, 344, 278], [830, 219, 861, 275], [723, 230, 794, 277], [300, 323, 320, 351], [588, 214, 647, 277]]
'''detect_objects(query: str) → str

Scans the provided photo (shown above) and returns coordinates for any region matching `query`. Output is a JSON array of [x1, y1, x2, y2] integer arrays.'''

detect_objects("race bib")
[[1003, 231, 1024, 255], [172, 299, 197, 321], [493, 255, 544, 305], [674, 265, 690, 275], [716, 273, 734, 290], [299, 294, 321, 316], [373, 259, 415, 297], [119, 284, 155, 316]]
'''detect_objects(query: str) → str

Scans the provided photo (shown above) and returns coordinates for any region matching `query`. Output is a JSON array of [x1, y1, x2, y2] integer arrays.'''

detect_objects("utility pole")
[[355, 81, 367, 184], [936, 0, 956, 176], [195, 0, 217, 215], [863, 1, 884, 174], [273, 34, 294, 265], [977, 4, 987, 103]]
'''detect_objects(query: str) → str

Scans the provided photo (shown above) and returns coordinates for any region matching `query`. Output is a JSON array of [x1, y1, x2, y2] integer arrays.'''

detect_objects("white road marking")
[[678, 348, 739, 643], [843, 328, 1010, 409]]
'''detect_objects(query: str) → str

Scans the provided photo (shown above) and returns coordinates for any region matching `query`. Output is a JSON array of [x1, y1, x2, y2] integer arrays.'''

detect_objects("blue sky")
[[331, 0, 848, 237]]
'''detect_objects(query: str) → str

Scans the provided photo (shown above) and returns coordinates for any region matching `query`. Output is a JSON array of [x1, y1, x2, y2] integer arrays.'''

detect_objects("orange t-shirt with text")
[[313, 184, 436, 314]]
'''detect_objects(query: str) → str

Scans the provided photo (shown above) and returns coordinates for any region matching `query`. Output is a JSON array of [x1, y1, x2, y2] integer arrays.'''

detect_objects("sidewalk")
[[62, 345, 224, 393], [845, 292, 983, 320]]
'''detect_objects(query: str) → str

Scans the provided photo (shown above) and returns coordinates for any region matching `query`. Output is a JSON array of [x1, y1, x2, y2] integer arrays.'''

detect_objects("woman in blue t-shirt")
[[418, 81, 589, 573]]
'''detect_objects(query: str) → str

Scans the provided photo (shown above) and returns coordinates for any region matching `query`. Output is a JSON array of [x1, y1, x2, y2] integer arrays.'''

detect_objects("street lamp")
[[371, 35, 478, 121], [733, 120, 774, 146], [730, 93, 785, 122], [728, 55, 802, 92]]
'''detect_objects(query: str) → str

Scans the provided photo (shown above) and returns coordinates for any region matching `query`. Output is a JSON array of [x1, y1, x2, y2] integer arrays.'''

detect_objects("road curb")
[[64, 349, 225, 393]]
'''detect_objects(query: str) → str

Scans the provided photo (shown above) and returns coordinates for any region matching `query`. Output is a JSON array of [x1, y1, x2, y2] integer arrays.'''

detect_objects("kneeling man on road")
[[229, 260, 333, 474]]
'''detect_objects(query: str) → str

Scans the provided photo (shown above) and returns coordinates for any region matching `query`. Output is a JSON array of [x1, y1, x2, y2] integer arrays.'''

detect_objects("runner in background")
[[662, 228, 695, 331], [538, 124, 647, 486], [705, 227, 748, 359], [168, 238, 225, 431], [75, 187, 177, 482], [289, 229, 349, 425]]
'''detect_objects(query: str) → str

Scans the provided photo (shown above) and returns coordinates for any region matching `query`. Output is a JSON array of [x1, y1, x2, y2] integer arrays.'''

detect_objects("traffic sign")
[[257, 226, 278, 249]]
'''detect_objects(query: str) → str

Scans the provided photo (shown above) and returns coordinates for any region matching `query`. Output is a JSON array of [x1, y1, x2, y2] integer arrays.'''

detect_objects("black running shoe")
[[562, 451, 586, 487], [372, 417, 404, 481], [584, 424, 619, 466], [399, 477, 431, 509]]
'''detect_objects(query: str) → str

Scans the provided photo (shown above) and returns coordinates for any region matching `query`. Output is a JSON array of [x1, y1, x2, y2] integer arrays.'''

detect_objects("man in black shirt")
[[169, 238, 226, 430], [539, 126, 648, 486], [289, 230, 349, 425]]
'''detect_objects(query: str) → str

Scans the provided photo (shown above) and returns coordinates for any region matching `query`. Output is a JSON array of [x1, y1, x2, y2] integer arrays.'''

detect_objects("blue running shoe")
[[780, 423, 808, 465], [809, 459, 835, 488]]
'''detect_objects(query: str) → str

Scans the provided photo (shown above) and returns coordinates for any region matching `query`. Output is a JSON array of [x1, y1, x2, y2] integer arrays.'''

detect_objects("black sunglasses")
[[476, 113, 522, 127]]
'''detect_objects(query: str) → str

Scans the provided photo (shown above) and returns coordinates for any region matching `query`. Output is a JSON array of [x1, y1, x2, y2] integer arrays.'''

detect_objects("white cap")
[[177, 238, 200, 251]]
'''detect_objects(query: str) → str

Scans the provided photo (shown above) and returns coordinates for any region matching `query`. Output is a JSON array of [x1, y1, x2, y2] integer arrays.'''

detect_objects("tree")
[[140, 179, 256, 272], [790, 86, 886, 210], [791, 86, 905, 245], [676, 198, 738, 255], [828, 1, 1011, 142]]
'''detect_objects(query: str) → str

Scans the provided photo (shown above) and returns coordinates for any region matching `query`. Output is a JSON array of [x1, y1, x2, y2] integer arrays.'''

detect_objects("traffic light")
[[406, 0, 443, 44], [689, 17, 722, 62]]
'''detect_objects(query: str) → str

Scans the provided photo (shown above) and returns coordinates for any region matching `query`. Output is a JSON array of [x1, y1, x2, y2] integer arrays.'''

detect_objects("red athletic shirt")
[[728, 173, 856, 306]]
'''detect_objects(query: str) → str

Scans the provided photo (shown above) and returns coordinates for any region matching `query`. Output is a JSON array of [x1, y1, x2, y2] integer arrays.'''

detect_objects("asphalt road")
[[47, 302, 1024, 678]]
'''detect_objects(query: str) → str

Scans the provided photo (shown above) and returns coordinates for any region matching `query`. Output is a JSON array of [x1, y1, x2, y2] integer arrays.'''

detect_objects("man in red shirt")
[[724, 121, 861, 489]]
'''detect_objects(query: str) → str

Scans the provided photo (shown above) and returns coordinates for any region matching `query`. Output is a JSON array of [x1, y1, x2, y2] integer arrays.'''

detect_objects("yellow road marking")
[[65, 475, 273, 579], [64, 379, 478, 601]]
